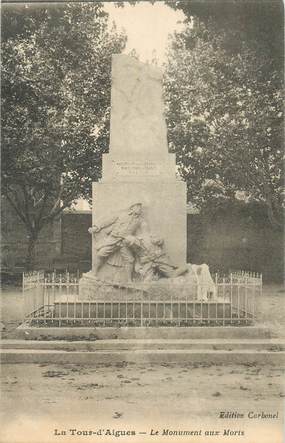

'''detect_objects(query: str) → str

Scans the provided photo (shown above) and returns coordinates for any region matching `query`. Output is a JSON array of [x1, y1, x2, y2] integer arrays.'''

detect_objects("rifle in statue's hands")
[[88, 225, 101, 235]]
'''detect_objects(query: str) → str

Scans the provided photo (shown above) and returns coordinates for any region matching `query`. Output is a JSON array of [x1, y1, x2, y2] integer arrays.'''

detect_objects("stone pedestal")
[[80, 54, 188, 299], [79, 267, 198, 302], [94, 55, 186, 267]]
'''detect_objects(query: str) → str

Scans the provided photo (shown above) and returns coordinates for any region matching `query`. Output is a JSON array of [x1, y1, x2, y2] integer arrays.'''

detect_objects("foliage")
[[164, 1, 284, 228], [167, 0, 283, 66], [2, 3, 126, 267]]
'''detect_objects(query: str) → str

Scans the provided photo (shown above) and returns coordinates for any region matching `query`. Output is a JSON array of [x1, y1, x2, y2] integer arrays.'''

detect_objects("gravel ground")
[[1, 361, 284, 443]]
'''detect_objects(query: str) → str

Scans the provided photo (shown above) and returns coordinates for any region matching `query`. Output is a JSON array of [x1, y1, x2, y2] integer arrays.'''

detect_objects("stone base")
[[79, 266, 216, 302], [16, 324, 272, 340]]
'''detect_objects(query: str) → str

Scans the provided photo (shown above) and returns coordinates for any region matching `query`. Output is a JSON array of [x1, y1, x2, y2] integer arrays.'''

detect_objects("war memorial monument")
[[16, 54, 264, 334], [79, 54, 216, 305]]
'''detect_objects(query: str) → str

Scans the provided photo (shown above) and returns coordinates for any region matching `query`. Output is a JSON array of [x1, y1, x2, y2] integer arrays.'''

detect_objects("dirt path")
[[1, 362, 284, 443]]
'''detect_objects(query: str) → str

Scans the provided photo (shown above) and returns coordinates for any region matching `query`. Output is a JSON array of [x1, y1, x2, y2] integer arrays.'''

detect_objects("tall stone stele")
[[79, 54, 187, 295]]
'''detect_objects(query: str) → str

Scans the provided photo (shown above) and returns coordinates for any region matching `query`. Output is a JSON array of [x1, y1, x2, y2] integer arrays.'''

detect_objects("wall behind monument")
[[1, 198, 61, 269], [187, 206, 284, 283], [2, 201, 283, 282], [61, 211, 284, 282], [61, 212, 92, 262]]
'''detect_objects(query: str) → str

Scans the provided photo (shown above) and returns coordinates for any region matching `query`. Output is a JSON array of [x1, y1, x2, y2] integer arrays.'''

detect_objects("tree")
[[164, 0, 283, 228], [2, 3, 126, 268]]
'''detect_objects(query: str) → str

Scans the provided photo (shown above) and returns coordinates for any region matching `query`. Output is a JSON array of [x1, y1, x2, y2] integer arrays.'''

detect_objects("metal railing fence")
[[22, 270, 262, 327]]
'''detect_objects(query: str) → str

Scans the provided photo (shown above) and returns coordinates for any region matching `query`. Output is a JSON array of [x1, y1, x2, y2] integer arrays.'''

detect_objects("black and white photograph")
[[1, 1, 284, 442]]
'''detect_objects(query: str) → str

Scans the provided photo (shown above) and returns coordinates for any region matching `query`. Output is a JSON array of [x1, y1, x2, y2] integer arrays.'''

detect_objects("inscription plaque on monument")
[[113, 160, 161, 176]]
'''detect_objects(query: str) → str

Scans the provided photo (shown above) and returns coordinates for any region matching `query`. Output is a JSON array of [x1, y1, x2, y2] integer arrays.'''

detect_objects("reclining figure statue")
[[134, 236, 188, 281]]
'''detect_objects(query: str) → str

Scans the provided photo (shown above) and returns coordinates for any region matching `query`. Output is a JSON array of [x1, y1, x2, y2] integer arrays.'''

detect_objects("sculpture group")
[[89, 202, 188, 283]]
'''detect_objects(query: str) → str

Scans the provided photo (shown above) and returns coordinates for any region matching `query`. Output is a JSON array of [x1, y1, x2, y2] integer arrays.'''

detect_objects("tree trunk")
[[266, 197, 282, 230], [26, 235, 38, 271]]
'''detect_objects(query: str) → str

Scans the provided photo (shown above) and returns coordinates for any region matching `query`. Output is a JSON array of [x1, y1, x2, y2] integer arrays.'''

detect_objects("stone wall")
[[1, 198, 61, 270], [187, 213, 283, 283], [61, 212, 92, 260], [2, 202, 283, 282], [2, 203, 92, 271], [55, 211, 285, 282]]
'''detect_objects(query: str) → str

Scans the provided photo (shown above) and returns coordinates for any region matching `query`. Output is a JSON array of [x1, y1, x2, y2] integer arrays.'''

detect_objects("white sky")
[[104, 1, 185, 64]]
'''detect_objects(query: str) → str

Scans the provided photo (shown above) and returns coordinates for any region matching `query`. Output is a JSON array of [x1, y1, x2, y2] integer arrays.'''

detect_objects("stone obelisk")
[[92, 54, 187, 269]]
